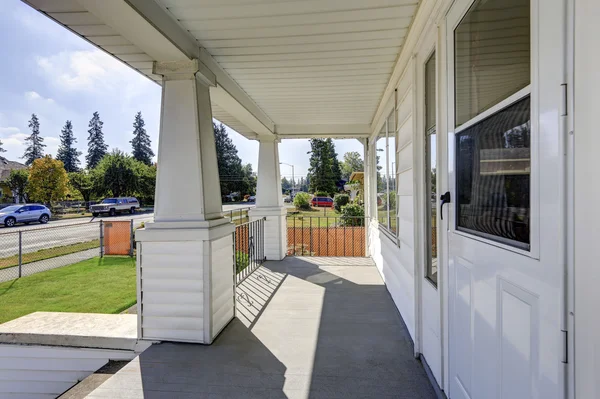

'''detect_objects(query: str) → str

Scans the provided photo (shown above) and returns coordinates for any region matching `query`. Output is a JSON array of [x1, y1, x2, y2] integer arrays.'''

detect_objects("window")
[[455, 97, 531, 248], [454, 0, 530, 126], [377, 113, 397, 236], [453, 0, 531, 250], [425, 52, 438, 285]]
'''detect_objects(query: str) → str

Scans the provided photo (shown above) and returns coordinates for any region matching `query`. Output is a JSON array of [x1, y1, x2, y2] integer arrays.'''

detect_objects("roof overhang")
[[22, 0, 421, 141]]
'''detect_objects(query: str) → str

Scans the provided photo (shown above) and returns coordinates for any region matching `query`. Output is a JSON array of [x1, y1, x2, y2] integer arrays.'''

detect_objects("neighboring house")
[[0, 157, 27, 203], [344, 171, 364, 202]]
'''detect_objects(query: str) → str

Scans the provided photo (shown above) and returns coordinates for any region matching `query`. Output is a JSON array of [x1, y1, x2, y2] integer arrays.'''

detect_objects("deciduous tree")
[[92, 149, 138, 197], [130, 112, 154, 165], [56, 120, 82, 172], [22, 114, 46, 166], [340, 151, 364, 180], [69, 171, 94, 204], [86, 112, 108, 169], [6, 169, 29, 203], [28, 156, 69, 203]]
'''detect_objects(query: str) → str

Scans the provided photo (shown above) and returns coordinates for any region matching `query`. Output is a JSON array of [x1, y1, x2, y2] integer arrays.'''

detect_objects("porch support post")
[[135, 59, 234, 345], [249, 138, 287, 260]]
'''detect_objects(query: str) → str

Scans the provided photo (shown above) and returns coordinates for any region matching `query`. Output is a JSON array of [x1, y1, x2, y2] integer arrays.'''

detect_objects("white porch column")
[[135, 60, 234, 345], [249, 138, 287, 260]]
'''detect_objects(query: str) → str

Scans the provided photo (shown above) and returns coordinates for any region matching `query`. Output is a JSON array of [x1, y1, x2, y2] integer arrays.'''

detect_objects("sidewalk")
[[0, 248, 98, 283]]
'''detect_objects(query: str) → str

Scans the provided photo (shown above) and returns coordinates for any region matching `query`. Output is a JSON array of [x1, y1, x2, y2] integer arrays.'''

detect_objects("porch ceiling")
[[22, 0, 419, 139]]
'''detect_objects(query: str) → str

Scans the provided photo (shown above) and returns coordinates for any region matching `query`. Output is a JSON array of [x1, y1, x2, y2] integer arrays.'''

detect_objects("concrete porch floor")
[[86, 257, 437, 398]]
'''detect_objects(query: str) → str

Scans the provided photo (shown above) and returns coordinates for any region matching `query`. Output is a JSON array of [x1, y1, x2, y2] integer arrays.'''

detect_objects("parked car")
[[247, 196, 256, 203], [283, 195, 292, 203], [311, 196, 334, 208], [90, 197, 139, 217], [0, 204, 51, 227]]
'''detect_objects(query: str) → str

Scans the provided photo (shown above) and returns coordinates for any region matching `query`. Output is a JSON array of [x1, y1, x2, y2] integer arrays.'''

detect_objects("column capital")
[[256, 134, 280, 143], [153, 59, 216, 86]]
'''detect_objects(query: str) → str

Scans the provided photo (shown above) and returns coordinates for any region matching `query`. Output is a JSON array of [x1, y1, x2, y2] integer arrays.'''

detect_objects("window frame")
[[447, 0, 540, 259], [377, 114, 398, 242], [424, 50, 438, 287]]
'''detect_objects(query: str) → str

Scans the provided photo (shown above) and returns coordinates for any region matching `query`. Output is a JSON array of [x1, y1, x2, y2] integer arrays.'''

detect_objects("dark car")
[[311, 197, 334, 208]]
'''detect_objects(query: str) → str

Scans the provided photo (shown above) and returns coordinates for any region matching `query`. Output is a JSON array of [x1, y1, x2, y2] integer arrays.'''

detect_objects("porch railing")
[[234, 217, 266, 285], [286, 216, 367, 257]]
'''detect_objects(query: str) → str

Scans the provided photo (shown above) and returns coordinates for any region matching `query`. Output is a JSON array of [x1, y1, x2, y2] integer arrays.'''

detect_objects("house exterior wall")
[[369, 60, 417, 341], [0, 344, 134, 398]]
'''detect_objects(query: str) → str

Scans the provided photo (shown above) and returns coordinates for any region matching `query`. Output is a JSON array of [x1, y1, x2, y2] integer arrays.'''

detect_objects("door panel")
[[445, 0, 565, 398]]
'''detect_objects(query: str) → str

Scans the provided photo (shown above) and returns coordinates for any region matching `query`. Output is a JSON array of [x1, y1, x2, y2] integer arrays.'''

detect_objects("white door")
[[444, 0, 567, 398]]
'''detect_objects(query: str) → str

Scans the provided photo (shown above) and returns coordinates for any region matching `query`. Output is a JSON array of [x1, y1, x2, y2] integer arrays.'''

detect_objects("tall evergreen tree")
[[22, 113, 46, 166], [56, 120, 81, 172], [86, 111, 108, 169], [130, 112, 154, 165], [0, 138, 6, 153], [213, 122, 243, 196], [307, 138, 339, 196]]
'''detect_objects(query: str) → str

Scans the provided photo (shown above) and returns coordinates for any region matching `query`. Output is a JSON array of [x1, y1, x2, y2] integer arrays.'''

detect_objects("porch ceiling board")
[[159, 0, 418, 127]]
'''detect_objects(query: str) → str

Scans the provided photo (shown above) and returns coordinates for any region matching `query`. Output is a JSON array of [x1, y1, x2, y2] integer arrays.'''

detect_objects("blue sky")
[[0, 0, 363, 180]]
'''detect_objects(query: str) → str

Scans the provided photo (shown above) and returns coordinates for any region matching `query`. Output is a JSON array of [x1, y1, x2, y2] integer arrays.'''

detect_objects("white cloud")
[[36, 50, 151, 94], [24, 91, 54, 104]]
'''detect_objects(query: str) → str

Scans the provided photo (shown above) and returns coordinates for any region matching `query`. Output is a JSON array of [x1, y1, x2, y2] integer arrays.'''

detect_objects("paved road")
[[0, 205, 255, 263]]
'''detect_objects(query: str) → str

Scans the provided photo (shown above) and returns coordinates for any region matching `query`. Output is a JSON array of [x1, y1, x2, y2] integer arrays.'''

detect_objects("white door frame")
[[442, 0, 568, 397]]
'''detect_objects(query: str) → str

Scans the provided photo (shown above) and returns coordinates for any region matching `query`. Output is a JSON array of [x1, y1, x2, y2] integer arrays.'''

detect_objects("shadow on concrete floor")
[[87, 257, 436, 399]]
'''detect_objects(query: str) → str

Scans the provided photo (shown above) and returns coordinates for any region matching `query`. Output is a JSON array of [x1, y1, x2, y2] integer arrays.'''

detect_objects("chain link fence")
[[0, 220, 134, 283]]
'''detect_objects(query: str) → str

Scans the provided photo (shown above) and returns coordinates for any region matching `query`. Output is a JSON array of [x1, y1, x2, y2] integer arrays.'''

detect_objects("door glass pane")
[[454, 0, 530, 126], [425, 52, 437, 285], [456, 96, 530, 248], [426, 133, 438, 283]]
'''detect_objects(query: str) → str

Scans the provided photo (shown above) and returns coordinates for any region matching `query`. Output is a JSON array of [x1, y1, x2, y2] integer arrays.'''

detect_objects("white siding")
[[370, 64, 417, 341], [140, 241, 204, 342], [0, 344, 134, 398], [210, 235, 234, 339]]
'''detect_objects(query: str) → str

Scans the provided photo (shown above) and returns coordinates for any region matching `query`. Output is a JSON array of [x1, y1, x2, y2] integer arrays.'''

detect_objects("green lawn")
[[0, 256, 136, 324], [287, 207, 340, 227]]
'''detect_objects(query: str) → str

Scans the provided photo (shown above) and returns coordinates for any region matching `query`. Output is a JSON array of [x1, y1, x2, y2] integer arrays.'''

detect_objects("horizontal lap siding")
[[371, 67, 417, 341], [211, 236, 234, 339], [0, 344, 134, 398], [141, 241, 204, 342]]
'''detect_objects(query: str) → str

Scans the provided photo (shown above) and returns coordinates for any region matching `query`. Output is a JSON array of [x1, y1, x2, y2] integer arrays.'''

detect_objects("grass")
[[0, 239, 100, 270], [54, 212, 93, 220], [286, 207, 341, 227], [0, 256, 136, 325]]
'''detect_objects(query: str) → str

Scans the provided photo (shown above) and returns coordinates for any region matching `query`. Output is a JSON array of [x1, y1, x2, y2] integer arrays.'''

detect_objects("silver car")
[[0, 204, 52, 227]]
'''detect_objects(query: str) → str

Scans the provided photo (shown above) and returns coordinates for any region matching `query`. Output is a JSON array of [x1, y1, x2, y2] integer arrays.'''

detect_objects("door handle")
[[440, 191, 451, 220]]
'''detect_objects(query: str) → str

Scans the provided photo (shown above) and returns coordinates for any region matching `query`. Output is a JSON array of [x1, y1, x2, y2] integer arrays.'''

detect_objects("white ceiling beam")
[[86, 0, 275, 136], [76, 0, 188, 61], [275, 124, 371, 139]]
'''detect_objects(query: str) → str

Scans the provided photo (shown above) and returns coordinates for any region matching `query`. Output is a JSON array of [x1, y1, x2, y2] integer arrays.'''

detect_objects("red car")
[[311, 196, 334, 207]]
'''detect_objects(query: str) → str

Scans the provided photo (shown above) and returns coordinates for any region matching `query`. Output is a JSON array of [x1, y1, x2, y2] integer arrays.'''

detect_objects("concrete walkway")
[[86, 257, 436, 399]]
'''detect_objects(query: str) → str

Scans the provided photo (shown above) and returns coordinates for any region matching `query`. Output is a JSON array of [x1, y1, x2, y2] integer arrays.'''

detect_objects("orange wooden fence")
[[287, 226, 365, 257]]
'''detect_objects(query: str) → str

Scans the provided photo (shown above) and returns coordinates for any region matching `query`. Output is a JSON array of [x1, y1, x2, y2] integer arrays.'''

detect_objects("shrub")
[[236, 251, 249, 273], [293, 192, 311, 210], [314, 191, 329, 197], [340, 203, 365, 226], [381, 191, 397, 210], [333, 193, 350, 212]]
